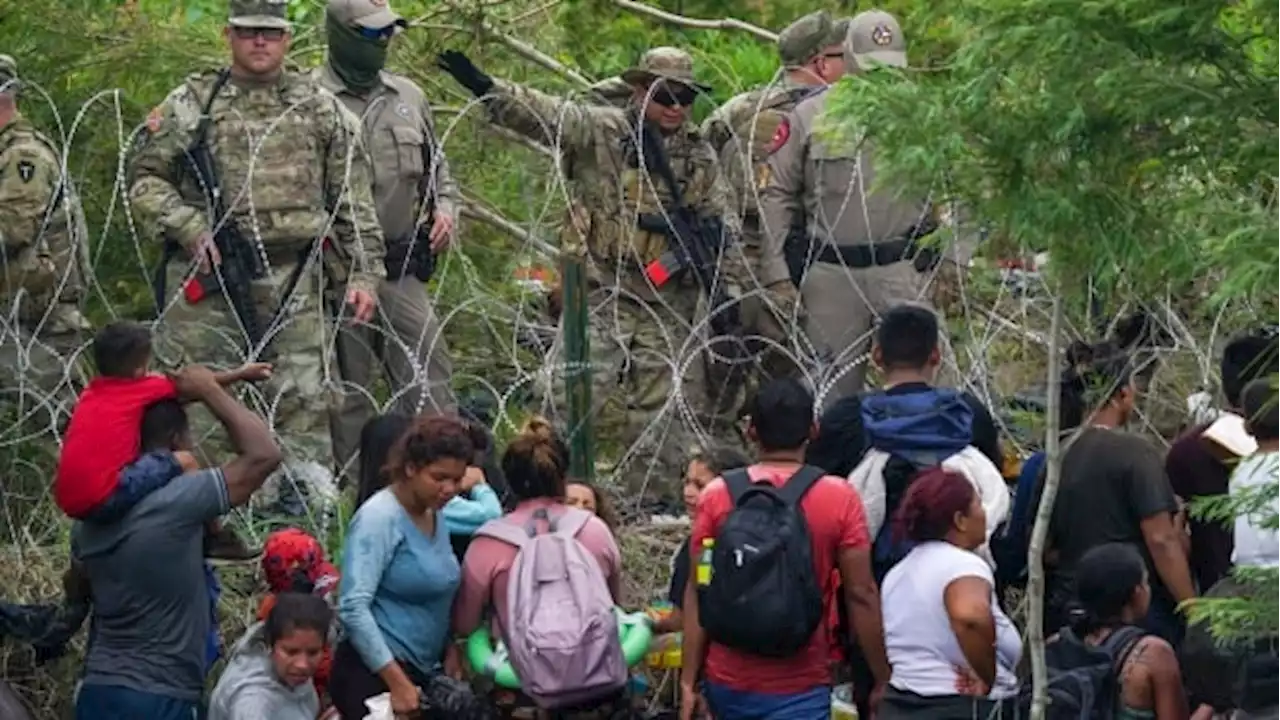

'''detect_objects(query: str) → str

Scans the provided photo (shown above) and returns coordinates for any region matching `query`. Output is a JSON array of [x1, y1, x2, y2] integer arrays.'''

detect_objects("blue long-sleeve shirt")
[[338, 488, 460, 675], [442, 484, 502, 537]]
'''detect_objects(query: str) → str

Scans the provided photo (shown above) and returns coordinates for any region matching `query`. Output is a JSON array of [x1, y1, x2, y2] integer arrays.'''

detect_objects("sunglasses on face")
[[357, 24, 398, 41], [650, 83, 699, 108], [232, 26, 287, 41]]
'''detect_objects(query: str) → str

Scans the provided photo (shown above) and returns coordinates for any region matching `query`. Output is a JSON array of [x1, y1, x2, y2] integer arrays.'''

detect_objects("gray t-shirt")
[[72, 468, 230, 700]]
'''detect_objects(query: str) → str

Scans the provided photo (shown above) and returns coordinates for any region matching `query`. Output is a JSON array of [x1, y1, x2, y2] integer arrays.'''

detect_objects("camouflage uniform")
[[696, 12, 846, 415], [483, 48, 744, 494], [315, 0, 458, 485], [129, 1, 386, 502], [761, 11, 959, 408], [0, 54, 92, 432]]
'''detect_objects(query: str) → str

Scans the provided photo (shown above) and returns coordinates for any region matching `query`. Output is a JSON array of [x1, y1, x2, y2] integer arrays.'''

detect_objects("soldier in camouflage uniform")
[[697, 11, 850, 416], [438, 47, 744, 495], [761, 10, 965, 407], [315, 0, 458, 485], [129, 0, 386, 505], [0, 54, 92, 432]]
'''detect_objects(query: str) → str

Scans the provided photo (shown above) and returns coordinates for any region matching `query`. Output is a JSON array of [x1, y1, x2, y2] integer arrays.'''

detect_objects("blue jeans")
[[75, 683, 203, 720], [704, 681, 830, 720], [83, 451, 183, 524]]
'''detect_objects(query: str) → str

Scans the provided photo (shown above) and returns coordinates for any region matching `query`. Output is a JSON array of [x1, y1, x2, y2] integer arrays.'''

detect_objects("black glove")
[[437, 50, 494, 98]]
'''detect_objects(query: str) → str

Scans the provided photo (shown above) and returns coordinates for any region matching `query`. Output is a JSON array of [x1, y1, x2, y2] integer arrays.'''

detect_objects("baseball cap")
[[776, 11, 832, 67], [326, 0, 405, 30], [845, 9, 907, 70], [228, 0, 291, 29]]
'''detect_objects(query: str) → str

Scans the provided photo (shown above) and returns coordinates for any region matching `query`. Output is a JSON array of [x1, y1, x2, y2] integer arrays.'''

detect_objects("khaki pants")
[[800, 260, 932, 409], [330, 277, 455, 484]]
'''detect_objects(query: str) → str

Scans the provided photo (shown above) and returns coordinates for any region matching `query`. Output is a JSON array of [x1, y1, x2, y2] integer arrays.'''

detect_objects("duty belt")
[[813, 218, 941, 270]]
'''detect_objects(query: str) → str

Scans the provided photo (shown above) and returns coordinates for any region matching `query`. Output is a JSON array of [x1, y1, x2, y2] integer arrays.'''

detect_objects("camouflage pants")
[[538, 280, 726, 499], [0, 302, 90, 437], [330, 276, 456, 486], [154, 259, 337, 518]]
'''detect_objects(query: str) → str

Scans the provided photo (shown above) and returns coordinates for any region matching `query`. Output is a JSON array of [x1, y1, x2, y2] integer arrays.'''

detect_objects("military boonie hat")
[[326, 0, 405, 30], [0, 54, 17, 90], [846, 9, 907, 70], [620, 47, 711, 94], [229, 0, 291, 29], [777, 11, 833, 67]]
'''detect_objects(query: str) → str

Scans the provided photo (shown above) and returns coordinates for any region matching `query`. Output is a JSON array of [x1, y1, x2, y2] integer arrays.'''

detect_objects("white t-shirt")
[[1230, 451, 1279, 568], [882, 541, 1022, 699]]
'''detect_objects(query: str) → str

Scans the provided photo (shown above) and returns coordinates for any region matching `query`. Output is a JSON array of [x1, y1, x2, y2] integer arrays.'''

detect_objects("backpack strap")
[[723, 468, 754, 504], [475, 517, 530, 549], [1102, 625, 1147, 672], [551, 506, 593, 539], [777, 465, 825, 506]]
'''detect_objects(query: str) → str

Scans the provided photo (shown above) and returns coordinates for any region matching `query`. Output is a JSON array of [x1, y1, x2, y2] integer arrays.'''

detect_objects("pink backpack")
[[476, 507, 626, 709]]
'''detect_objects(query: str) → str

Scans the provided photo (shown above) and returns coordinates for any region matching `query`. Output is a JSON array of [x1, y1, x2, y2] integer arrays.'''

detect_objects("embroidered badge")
[[871, 24, 894, 46], [766, 116, 791, 154], [17, 160, 35, 183], [755, 163, 771, 190], [396, 102, 411, 118]]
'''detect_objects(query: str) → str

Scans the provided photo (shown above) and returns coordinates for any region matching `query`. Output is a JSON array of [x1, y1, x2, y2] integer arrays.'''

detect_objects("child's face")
[[565, 483, 597, 514], [683, 460, 715, 516]]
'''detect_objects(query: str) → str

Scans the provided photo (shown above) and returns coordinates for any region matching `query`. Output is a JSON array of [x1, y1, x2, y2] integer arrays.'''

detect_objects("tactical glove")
[[436, 50, 494, 98]]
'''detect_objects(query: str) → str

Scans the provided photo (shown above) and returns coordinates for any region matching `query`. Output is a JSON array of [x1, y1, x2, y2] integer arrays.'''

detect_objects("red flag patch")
[[766, 117, 791, 154]]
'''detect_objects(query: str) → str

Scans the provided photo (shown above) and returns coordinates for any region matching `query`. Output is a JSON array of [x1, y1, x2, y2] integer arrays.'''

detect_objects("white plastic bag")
[[362, 692, 394, 720]]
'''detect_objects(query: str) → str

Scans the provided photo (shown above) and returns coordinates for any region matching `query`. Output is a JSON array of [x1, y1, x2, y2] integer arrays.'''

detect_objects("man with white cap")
[[315, 0, 460, 486], [760, 9, 946, 407]]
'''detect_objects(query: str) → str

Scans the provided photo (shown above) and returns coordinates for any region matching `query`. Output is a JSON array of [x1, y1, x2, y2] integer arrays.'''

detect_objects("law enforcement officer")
[[761, 10, 947, 407], [437, 47, 744, 494], [698, 11, 850, 413], [130, 0, 386, 504], [0, 54, 92, 430], [315, 0, 459, 485]]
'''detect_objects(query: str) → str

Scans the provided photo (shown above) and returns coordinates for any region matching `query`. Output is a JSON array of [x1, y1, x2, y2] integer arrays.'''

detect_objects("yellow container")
[[645, 632, 683, 670], [831, 683, 859, 720]]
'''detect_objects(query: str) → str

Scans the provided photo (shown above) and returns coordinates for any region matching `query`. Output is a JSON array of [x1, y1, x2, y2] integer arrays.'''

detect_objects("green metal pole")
[[561, 240, 595, 483]]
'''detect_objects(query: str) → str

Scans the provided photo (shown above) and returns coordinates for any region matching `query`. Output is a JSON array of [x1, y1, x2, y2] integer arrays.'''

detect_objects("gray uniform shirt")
[[73, 468, 230, 700], [759, 89, 931, 286]]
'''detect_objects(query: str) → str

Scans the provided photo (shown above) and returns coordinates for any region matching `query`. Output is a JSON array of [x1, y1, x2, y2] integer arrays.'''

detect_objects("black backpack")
[[697, 466, 825, 658], [1013, 625, 1146, 719]]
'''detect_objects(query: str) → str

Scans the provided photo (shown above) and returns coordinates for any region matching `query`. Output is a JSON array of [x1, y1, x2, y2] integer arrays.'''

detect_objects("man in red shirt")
[[680, 378, 889, 720], [56, 322, 266, 556]]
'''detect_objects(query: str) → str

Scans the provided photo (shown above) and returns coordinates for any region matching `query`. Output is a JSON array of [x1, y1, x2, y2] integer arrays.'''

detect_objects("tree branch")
[[460, 198, 559, 257], [480, 24, 593, 88], [612, 0, 777, 42]]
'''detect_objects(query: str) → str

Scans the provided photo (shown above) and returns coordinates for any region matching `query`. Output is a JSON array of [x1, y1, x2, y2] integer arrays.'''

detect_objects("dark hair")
[[1069, 543, 1147, 635], [566, 479, 620, 532], [139, 399, 189, 452], [1241, 377, 1278, 441], [357, 414, 412, 507], [748, 378, 814, 451], [465, 420, 493, 466], [502, 416, 569, 501], [263, 592, 332, 646], [387, 414, 475, 482], [93, 321, 153, 378], [875, 304, 939, 370], [690, 444, 751, 475], [1222, 327, 1279, 409], [1059, 346, 1135, 430], [892, 467, 976, 543]]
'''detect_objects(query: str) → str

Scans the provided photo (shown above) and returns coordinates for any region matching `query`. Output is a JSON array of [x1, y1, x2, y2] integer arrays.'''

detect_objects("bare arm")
[[1141, 638, 1191, 720], [838, 545, 890, 685], [200, 384, 282, 507], [943, 576, 998, 687], [1140, 513, 1196, 604], [679, 565, 707, 688]]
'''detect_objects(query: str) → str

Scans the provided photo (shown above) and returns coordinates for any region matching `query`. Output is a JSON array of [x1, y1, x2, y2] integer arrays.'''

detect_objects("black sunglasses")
[[231, 26, 287, 41], [357, 24, 399, 41], [650, 83, 699, 108]]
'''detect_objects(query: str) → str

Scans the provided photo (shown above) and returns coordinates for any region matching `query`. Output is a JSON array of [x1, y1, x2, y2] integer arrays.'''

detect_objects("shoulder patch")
[[16, 159, 35, 183], [766, 116, 791, 154], [145, 106, 163, 133]]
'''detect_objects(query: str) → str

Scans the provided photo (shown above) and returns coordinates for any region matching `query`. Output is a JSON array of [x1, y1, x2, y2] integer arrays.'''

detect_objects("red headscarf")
[[257, 528, 339, 699]]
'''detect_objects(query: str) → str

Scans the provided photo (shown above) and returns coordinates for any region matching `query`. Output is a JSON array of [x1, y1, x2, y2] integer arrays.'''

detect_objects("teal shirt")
[[339, 488, 460, 674]]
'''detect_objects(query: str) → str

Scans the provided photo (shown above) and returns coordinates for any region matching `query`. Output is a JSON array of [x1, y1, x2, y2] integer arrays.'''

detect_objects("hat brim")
[[851, 50, 906, 69], [353, 7, 406, 29], [619, 69, 711, 95], [229, 16, 292, 29]]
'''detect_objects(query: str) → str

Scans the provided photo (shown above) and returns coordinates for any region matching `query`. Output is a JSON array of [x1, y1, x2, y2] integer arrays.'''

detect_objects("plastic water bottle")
[[696, 538, 715, 587]]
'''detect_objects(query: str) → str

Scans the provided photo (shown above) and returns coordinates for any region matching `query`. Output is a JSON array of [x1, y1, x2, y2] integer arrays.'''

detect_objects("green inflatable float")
[[467, 608, 654, 689]]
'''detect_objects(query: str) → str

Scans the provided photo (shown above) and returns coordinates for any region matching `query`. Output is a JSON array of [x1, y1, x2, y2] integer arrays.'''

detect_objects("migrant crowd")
[[0, 305, 1272, 720]]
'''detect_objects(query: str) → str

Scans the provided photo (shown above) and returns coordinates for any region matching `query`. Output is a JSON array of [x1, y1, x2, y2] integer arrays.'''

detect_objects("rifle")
[[175, 69, 272, 356], [635, 122, 750, 361]]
